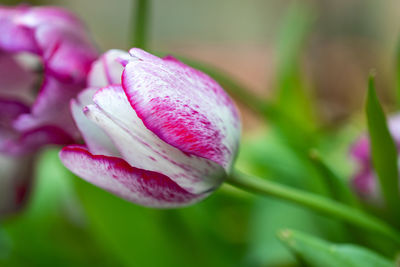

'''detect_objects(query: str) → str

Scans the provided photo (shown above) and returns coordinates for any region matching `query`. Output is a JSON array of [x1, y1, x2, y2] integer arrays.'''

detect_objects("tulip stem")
[[227, 169, 400, 245], [132, 0, 150, 49]]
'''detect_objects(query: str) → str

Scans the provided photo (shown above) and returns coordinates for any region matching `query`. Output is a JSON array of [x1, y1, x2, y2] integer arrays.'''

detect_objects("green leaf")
[[73, 175, 248, 267], [366, 75, 400, 220], [1, 148, 115, 267], [308, 149, 360, 207], [275, 2, 317, 133], [278, 229, 394, 267], [244, 198, 349, 267]]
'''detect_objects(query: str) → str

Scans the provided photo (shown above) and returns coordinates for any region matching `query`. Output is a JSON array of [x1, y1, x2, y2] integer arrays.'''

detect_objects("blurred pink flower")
[[60, 49, 241, 207], [350, 114, 400, 202], [0, 5, 97, 155], [0, 5, 97, 215]]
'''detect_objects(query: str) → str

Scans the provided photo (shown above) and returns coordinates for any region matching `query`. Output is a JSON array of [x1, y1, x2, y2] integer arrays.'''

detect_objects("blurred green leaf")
[[278, 229, 394, 267], [244, 198, 348, 267], [308, 149, 359, 207], [0, 148, 115, 267], [236, 130, 329, 195], [237, 132, 350, 266], [73, 175, 249, 267], [275, 2, 317, 137], [366, 75, 400, 221]]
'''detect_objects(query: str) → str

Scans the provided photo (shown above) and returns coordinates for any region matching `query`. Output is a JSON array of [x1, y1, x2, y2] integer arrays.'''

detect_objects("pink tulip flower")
[[0, 5, 97, 215], [0, 5, 97, 155], [350, 114, 400, 202], [60, 49, 241, 207]]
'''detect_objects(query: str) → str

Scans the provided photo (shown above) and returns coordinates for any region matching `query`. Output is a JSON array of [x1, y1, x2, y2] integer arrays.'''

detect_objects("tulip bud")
[[60, 48, 241, 207], [350, 114, 400, 202]]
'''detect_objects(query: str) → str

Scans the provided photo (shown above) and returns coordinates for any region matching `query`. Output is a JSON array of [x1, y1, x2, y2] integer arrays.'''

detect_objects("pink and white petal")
[[0, 152, 33, 217], [13, 76, 81, 139], [60, 145, 206, 208], [2, 125, 75, 156], [122, 51, 240, 171], [129, 48, 163, 63], [87, 49, 129, 87], [35, 23, 97, 84], [71, 88, 120, 157], [85, 85, 226, 194], [0, 54, 37, 103], [0, 6, 39, 53]]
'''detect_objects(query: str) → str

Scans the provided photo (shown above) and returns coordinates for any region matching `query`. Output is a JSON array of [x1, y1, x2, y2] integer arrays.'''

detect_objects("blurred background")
[[1, 0, 400, 266], [47, 0, 400, 128]]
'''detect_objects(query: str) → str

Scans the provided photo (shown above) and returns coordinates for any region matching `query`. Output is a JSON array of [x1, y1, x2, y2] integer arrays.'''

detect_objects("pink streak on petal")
[[59, 145, 206, 207], [122, 50, 240, 170], [86, 85, 226, 194]]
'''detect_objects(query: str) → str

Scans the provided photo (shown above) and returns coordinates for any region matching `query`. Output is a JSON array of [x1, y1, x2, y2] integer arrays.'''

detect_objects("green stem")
[[308, 149, 360, 207], [227, 169, 400, 245], [132, 0, 150, 49]]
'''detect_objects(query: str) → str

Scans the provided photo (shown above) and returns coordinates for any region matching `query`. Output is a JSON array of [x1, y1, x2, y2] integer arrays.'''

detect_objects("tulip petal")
[[13, 76, 80, 139], [87, 49, 129, 87], [122, 50, 240, 170], [0, 6, 39, 53], [0, 54, 36, 103], [1, 125, 75, 155], [85, 85, 226, 194], [0, 5, 97, 84], [0, 99, 30, 152], [71, 88, 120, 157], [350, 135, 370, 165], [35, 23, 97, 84], [0, 98, 30, 125], [60, 145, 206, 207]]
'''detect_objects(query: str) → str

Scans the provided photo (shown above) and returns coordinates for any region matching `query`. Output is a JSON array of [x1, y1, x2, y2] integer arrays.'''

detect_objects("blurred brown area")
[[5, 0, 400, 131]]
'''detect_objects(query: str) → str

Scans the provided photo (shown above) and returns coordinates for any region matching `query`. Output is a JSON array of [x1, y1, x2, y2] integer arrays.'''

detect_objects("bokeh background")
[[1, 0, 400, 266]]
